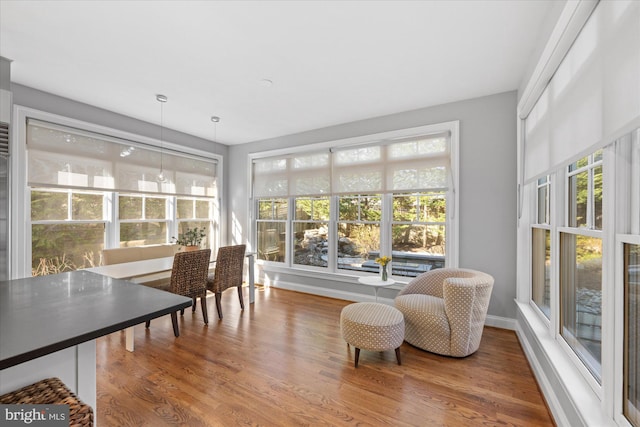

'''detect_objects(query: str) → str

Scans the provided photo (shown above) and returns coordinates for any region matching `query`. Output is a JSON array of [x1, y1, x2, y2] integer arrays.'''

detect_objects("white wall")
[[228, 91, 519, 320]]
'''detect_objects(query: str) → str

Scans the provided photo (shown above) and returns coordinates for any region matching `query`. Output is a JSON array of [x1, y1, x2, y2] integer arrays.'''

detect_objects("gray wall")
[[229, 91, 518, 319]]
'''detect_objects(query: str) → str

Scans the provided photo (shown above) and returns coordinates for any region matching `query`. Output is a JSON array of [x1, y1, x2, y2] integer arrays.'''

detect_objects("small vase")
[[381, 264, 388, 281], [184, 245, 199, 252]]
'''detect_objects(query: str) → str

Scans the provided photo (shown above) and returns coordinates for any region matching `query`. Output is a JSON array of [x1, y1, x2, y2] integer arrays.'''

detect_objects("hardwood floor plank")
[[97, 286, 554, 426]]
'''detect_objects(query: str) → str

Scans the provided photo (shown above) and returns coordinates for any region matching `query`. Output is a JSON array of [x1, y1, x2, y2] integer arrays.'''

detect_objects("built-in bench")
[[102, 244, 180, 290]]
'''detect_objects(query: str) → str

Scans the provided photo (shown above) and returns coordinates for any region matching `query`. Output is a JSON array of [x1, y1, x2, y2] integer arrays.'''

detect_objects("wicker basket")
[[0, 377, 93, 427]]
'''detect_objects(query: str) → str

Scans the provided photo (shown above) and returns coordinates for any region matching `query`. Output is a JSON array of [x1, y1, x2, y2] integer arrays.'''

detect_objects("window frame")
[[12, 105, 222, 278], [248, 121, 460, 283]]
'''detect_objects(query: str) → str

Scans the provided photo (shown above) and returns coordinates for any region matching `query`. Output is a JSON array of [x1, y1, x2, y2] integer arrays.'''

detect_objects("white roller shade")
[[332, 132, 449, 194], [253, 151, 330, 197], [254, 131, 451, 198], [26, 119, 217, 197], [524, 0, 640, 183]]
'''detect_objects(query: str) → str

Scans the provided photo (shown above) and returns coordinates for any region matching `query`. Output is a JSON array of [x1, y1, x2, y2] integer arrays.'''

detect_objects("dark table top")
[[0, 270, 192, 370]]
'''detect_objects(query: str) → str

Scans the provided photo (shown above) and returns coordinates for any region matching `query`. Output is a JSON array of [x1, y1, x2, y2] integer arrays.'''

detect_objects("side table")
[[358, 276, 395, 302]]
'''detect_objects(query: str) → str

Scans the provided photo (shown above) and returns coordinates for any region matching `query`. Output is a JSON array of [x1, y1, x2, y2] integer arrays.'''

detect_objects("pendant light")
[[156, 94, 168, 183], [211, 115, 220, 142]]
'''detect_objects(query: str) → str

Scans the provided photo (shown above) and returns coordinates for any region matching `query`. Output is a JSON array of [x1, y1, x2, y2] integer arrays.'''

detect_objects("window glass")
[[120, 222, 167, 247], [624, 243, 640, 425], [532, 228, 551, 318], [32, 223, 104, 275], [337, 195, 381, 273], [568, 170, 588, 228], [73, 193, 103, 220], [257, 198, 287, 262], [392, 192, 446, 276], [145, 197, 166, 220], [119, 195, 142, 220], [560, 232, 602, 381], [293, 197, 330, 268], [594, 165, 603, 230], [177, 199, 193, 219], [31, 190, 67, 221], [195, 200, 209, 218]]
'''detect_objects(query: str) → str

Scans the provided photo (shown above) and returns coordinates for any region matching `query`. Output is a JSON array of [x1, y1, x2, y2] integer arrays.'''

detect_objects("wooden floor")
[[96, 286, 554, 426]]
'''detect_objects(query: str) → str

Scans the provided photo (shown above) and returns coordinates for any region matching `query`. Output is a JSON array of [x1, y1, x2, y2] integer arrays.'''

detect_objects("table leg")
[[248, 253, 255, 304], [125, 327, 134, 352]]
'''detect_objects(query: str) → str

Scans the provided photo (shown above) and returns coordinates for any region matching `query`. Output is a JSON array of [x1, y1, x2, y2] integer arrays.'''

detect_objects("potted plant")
[[172, 227, 207, 251]]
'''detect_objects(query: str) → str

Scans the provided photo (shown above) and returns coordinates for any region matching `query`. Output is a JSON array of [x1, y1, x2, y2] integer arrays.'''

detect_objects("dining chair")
[[206, 244, 246, 319], [146, 248, 211, 337]]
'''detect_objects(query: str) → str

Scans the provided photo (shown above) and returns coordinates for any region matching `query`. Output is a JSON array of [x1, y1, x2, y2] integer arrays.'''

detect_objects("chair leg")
[[145, 319, 150, 328], [171, 312, 180, 337], [192, 297, 197, 312], [215, 292, 223, 319], [237, 286, 245, 310], [395, 347, 402, 366], [354, 348, 360, 368], [201, 295, 208, 325]]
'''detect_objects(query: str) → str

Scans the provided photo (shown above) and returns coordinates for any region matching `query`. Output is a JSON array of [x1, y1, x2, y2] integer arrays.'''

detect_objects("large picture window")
[[23, 113, 220, 276], [251, 122, 458, 278]]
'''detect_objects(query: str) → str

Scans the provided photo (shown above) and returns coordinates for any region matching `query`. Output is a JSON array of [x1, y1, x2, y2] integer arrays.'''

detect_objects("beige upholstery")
[[394, 268, 494, 357], [340, 302, 405, 367], [102, 244, 179, 265]]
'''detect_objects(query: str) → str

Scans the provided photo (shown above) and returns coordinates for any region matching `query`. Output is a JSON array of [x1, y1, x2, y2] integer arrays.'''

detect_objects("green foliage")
[[172, 227, 206, 247]]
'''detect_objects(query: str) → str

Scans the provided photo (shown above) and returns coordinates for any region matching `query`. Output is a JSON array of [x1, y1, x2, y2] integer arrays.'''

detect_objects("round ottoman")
[[340, 302, 405, 367]]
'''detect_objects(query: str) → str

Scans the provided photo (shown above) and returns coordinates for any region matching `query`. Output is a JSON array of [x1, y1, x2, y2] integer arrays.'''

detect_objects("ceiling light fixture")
[[156, 94, 168, 183], [211, 116, 220, 142]]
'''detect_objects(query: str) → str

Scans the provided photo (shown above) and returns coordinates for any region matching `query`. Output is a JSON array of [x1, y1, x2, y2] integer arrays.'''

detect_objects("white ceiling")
[[0, 1, 555, 146]]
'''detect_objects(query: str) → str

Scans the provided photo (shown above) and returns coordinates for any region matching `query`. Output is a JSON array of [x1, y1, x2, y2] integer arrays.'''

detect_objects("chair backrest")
[[441, 269, 494, 356], [208, 245, 246, 293], [170, 249, 211, 298]]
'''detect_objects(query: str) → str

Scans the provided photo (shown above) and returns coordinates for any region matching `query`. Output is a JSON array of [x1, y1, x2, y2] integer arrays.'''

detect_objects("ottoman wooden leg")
[[355, 348, 361, 368], [395, 347, 402, 365]]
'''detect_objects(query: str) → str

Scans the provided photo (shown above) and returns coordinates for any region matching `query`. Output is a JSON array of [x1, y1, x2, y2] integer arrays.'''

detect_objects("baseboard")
[[268, 279, 517, 331], [485, 314, 516, 330]]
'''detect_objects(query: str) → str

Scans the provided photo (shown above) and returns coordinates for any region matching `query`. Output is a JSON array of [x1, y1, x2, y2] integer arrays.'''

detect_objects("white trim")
[[263, 275, 515, 330], [517, 301, 615, 427], [248, 121, 459, 161]]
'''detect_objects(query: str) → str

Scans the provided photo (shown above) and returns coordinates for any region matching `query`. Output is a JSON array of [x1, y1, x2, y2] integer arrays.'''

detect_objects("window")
[[31, 189, 106, 275], [23, 112, 220, 276], [532, 176, 551, 318], [251, 121, 459, 278], [176, 197, 217, 252], [392, 191, 446, 276], [293, 196, 330, 268], [256, 198, 287, 262], [337, 194, 381, 273], [625, 242, 640, 425], [119, 194, 168, 247], [560, 152, 603, 381]]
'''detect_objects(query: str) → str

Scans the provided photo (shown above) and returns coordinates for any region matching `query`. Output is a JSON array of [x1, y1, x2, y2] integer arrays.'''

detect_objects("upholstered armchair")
[[394, 268, 494, 357]]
